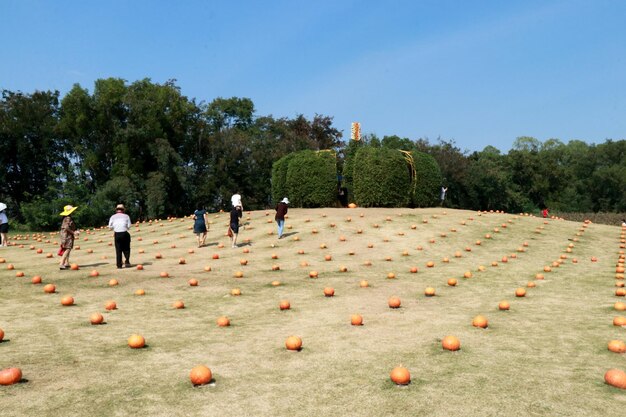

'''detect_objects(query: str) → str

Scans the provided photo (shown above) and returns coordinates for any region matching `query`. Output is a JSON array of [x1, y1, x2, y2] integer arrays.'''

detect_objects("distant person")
[[193, 205, 210, 247], [338, 187, 348, 207], [231, 191, 243, 211], [59, 205, 79, 269], [229, 205, 243, 248], [0, 202, 8, 247], [542, 208, 549, 218], [275, 197, 289, 239], [108, 204, 132, 269], [440, 186, 448, 206]]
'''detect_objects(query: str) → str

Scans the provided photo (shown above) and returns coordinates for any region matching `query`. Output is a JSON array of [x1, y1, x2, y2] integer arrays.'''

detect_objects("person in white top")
[[231, 192, 243, 210], [108, 204, 132, 269], [0, 202, 8, 247]]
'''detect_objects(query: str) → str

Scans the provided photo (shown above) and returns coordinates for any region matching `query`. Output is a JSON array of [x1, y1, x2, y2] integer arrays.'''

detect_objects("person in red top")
[[542, 208, 549, 218], [275, 197, 289, 239]]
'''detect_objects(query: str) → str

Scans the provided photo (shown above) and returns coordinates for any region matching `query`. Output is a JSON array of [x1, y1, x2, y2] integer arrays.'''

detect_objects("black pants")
[[114, 231, 131, 268]]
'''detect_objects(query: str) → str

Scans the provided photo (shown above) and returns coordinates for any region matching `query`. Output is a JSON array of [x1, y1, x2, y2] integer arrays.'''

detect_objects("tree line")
[[1, 78, 624, 229]]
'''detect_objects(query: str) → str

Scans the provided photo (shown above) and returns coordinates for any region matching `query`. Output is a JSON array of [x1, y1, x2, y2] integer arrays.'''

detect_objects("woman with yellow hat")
[[59, 205, 79, 269]]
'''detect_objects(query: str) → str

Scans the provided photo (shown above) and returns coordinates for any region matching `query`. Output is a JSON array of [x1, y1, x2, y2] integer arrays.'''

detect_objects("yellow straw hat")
[[60, 205, 78, 216]]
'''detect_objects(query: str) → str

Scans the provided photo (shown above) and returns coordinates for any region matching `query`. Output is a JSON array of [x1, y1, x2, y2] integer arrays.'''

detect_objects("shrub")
[[271, 153, 295, 204], [285, 150, 337, 207], [352, 147, 410, 207], [411, 151, 442, 207]]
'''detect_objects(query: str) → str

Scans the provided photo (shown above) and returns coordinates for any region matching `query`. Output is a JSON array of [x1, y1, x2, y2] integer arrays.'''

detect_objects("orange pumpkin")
[[31, 276, 42, 284], [447, 278, 457, 287], [350, 314, 363, 326], [390, 367, 411, 385], [515, 288, 526, 297], [285, 335, 302, 351], [0, 328, 4, 342], [604, 369, 626, 389], [43, 284, 56, 294], [388, 297, 401, 309], [61, 295, 74, 306], [359, 280, 369, 288], [190, 365, 212, 386], [323, 287, 335, 297], [498, 301, 510, 311], [614, 316, 626, 326], [279, 300, 291, 310], [0, 367, 22, 386], [387, 272, 396, 279], [309, 271, 318, 278], [134, 289, 145, 296], [216, 316, 230, 327], [424, 287, 436, 297], [173, 300, 185, 309], [608, 340, 626, 353], [230, 288, 241, 296], [442, 335, 461, 351], [105, 300, 117, 310], [90, 312, 104, 325], [615, 302, 626, 311], [472, 315, 488, 328], [188, 278, 199, 286], [127, 334, 145, 349]]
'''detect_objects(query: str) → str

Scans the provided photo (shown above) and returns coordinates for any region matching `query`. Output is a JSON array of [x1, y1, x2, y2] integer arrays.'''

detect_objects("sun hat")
[[0, 202, 6, 212], [116, 204, 125, 211], [281, 197, 290, 204], [60, 205, 78, 216]]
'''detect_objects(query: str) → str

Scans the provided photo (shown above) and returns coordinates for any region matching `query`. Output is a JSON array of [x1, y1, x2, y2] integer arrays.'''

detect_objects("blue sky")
[[2, 0, 625, 152]]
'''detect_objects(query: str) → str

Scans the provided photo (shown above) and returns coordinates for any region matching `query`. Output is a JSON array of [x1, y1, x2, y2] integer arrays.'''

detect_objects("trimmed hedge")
[[411, 151, 442, 207], [352, 147, 410, 207], [284, 150, 337, 207], [271, 153, 295, 204]]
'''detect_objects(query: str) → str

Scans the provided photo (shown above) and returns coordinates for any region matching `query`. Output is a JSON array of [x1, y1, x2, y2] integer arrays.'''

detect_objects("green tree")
[[0, 89, 63, 220]]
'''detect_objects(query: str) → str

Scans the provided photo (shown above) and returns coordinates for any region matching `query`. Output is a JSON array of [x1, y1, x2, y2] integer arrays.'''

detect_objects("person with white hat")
[[275, 197, 289, 239], [0, 203, 8, 247], [108, 204, 132, 269], [59, 205, 79, 269]]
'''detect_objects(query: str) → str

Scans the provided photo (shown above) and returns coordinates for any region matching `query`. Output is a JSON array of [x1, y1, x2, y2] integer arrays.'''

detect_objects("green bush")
[[340, 140, 363, 202], [271, 153, 295, 204], [411, 151, 442, 207], [352, 147, 410, 207], [285, 150, 337, 207]]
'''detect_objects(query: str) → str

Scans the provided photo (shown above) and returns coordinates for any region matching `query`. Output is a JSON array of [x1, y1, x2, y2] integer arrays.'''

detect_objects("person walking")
[[231, 191, 243, 211], [229, 205, 242, 248], [193, 205, 210, 247], [59, 205, 79, 269], [275, 197, 289, 239], [0, 203, 8, 247], [108, 204, 132, 269], [440, 186, 448, 207]]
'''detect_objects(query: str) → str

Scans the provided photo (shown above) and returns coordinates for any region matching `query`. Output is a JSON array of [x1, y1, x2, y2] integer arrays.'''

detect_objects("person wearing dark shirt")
[[193, 206, 209, 247], [275, 198, 289, 238], [229, 205, 242, 248]]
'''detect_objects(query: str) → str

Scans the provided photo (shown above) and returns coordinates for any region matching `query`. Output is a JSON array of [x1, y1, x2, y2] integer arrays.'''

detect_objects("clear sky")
[[2, 0, 625, 152]]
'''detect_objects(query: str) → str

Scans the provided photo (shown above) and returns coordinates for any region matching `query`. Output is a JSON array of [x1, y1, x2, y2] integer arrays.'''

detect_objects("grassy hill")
[[0, 208, 625, 416]]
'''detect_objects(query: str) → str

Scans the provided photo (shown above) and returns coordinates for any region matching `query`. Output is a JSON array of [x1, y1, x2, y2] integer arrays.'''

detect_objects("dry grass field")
[[0, 208, 625, 416]]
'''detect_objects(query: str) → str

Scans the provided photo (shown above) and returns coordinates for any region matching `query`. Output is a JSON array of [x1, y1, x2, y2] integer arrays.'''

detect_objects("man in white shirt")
[[108, 204, 132, 269]]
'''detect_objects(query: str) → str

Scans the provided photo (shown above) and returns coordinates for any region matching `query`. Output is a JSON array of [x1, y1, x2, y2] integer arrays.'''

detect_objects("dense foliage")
[[1, 80, 624, 229], [351, 147, 411, 207], [411, 150, 442, 207], [284, 150, 337, 208]]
